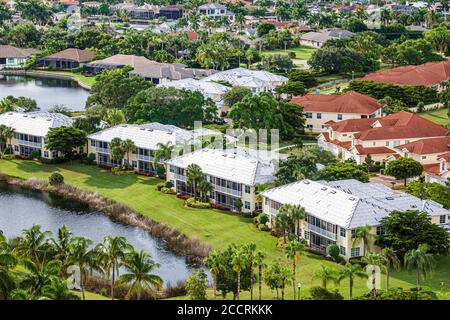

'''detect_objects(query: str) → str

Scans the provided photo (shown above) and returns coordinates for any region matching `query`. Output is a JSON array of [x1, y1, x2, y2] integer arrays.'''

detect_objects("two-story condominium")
[[166, 148, 279, 212], [261, 179, 450, 260], [318, 111, 449, 164], [0, 112, 75, 158], [291, 91, 383, 133], [198, 3, 235, 21], [0, 45, 37, 69], [202, 67, 288, 94]]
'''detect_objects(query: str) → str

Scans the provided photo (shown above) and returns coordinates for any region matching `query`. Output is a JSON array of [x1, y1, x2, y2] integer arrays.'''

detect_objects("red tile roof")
[[172, 31, 199, 41], [329, 117, 377, 133], [423, 163, 442, 175], [438, 152, 450, 162], [45, 48, 96, 63], [260, 20, 293, 28], [353, 145, 395, 155], [291, 91, 381, 114], [359, 61, 450, 86], [395, 136, 450, 155], [0, 45, 37, 58]]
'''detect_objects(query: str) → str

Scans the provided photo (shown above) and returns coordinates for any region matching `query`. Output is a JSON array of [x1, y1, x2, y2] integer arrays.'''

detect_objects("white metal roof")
[[262, 179, 449, 229], [0, 112, 74, 137], [166, 147, 279, 185]]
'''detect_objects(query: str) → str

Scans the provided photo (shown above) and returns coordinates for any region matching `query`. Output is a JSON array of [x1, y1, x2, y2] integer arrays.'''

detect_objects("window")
[[132, 161, 137, 168], [337, 114, 343, 121], [244, 201, 250, 210], [14, 145, 19, 152], [44, 151, 49, 158], [372, 142, 376, 146], [245, 185, 251, 194], [169, 166, 175, 173], [376, 226, 385, 235], [306, 112, 312, 119], [440, 215, 446, 224], [405, 140, 410, 144], [91, 140, 96, 147], [351, 229, 356, 239], [351, 247, 360, 257], [421, 156, 427, 160], [339, 246, 346, 256], [340, 227, 346, 237], [316, 113, 322, 119], [7, 58, 14, 64], [393, 141, 400, 147], [304, 231, 310, 240], [306, 124, 313, 129], [385, 141, 390, 146]]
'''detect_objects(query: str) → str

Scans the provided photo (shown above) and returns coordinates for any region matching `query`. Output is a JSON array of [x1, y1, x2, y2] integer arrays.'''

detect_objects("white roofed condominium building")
[[0, 111, 76, 159], [261, 179, 449, 260], [202, 67, 288, 94], [166, 147, 281, 212], [87, 123, 227, 174]]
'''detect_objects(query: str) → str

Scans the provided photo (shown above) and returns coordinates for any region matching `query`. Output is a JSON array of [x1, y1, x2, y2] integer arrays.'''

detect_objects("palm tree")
[[50, 225, 72, 275], [313, 265, 338, 289], [0, 125, 15, 157], [197, 179, 214, 202], [254, 250, 266, 300], [404, 244, 435, 291], [274, 207, 293, 243], [69, 236, 93, 300], [41, 278, 80, 300], [14, 225, 52, 265], [381, 247, 401, 291], [352, 225, 373, 256], [118, 250, 163, 300], [231, 248, 247, 300], [186, 163, 203, 198], [362, 252, 385, 298], [242, 243, 257, 300], [288, 205, 306, 241], [20, 259, 62, 299], [284, 240, 304, 300], [235, 13, 245, 32], [0, 250, 17, 299], [109, 137, 125, 166], [204, 250, 222, 301], [121, 139, 136, 167], [96, 235, 131, 300], [103, 108, 126, 127], [153, 142, 174, 170], [338, 263, 368, 300]]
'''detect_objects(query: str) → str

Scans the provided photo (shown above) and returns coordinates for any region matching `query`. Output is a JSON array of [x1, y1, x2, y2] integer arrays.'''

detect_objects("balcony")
[[175, 174, 186, 181], [137, 154, 152, 162], [95, 147, 109, 154], [214, 185, 242, 197], [308, 223, 337, 241], [18, 140, 42, 148], [268, 206, 279, 215]]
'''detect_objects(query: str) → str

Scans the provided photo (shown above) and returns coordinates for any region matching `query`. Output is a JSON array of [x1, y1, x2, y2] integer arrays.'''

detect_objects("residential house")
[[318, 111, 449, 164], [299, 29, 354, 48], [166, 148, 280, 212], [158, 5, 183, 20], [0, 45, 37, 69], [0, 112, 76, 159], [198, 3, 235, 22], [359, 61, 450, 91], [37, 48, 96, 70], [261, 179, 450, 260], [202, 67, 288, 94], [291, 91, 383, 133], [110, 3, 158, 20]]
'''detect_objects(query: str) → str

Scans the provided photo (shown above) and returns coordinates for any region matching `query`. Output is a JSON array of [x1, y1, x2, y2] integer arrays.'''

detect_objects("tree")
[[364, 154, 374, 173], [0, 250, 18, 299], [381, 247, 401, 291], [257, 22, 276, 37], [109, 137, 125, 166], [385, 158, 423, 186], [284, 240, 304, 300], [274, 208, 293, 243], [352, 225, 374, 257], [14, 224, 52, 265], [424, 23, 450, 54], [0, 3, 12, 27], [253, 250, 266, 300], [186, 164, 203, 198], [275, 81, 305, 98], [103, 109, 126, 127], [185, 269, 208, 300], [6, 23, 41, 48], [118, 250, 163, 300], [197, 179, 214, 202], [45, 127, 86, 162], [264, 259, 292, 300], [69, 236, 93, 300], [362, 252, 385, 298], [153, 142, 174, 170], [121, 139, 136, 167], [222, 86, 252, 108], [20, 259, 62, 299], [406, 181, 450, 209], [288, 70, 318, 89], [204, 250, 222, 300], [338, 263, 367, 300], [231, 248, 247, 300], [376, 210, 449, 257], [404, 244, 435, 291], [317, 162, 369, 182], [0, 125, 15, 157], [41, 278, 80, 300], [326, 244, 340, 262], [313, 265, 338, 289], [16, 0, 53, 26]]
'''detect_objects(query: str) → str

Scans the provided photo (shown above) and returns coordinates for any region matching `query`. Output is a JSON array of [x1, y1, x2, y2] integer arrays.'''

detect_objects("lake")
[[0, 182, 194, 287], [0, 75, 90, 112]]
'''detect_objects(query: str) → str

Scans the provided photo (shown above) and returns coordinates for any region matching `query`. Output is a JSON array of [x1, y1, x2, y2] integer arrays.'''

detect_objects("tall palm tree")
[[186, 163, 203, 198], [381, 247, 401, 291], [20, 259, 62, 299], [121, 139, 136, 167], [404, 244, 435, 291], [288, 205, 306, 241], [103, 108, 126, 127], [69, 236, 93, 300], [0, 250, 17, 300], [231, 248, 247, 300], [118, 250, 163, 300], [204, 250, 222, 301], [362, 252, 385, 298], [242, 243, 257, 300], [96, 235, 131, 300], [352, 225, 373, 256], [14, 225, 52, 266], [109, 137, 125, 166], [197, 179, 213, 202], [274, 208, 293, 243], [313, 265, 338, 289], [338, 263, 368, 300], [284, 240, 304, 300], [253, 250, 266, 300], [50, 225, 72, 275], [0, 125, 15, 156], [153, 142, 174, 170]]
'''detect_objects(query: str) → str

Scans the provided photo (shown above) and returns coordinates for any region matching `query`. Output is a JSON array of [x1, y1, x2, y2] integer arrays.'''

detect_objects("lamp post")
[[297, 283, 301, 300]]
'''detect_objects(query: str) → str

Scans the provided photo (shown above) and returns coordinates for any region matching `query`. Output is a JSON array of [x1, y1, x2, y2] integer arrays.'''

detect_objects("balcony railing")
[[175, 174, 186, 181], [308, 223, 337, 240], [214, 185, 242, 197], [95, 147, 109, 154], [268, 206, 279, 215], [137, 154, 152, 162], [18, 140, 42, 148]]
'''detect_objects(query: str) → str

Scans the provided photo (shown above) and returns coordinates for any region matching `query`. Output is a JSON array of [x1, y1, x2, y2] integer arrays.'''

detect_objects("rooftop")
[[202, 67, 287, 88], [262, 179, 449, 228], [0, 112, 74, 137], [0, 45, 37, 59], [44, 48, 96, 63], [395, 136, 450, 155], [300, 29, 354, 43]]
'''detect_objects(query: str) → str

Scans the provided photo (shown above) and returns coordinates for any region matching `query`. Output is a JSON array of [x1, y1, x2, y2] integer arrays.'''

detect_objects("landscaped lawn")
[[1, 159, 449, 299], [262, 46, 317, 60], [419, 108, 450, 127]]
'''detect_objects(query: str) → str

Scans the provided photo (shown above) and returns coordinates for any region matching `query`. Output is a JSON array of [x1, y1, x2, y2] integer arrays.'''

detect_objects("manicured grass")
[[419, 108, 450, 127], [35, 70, 96, 87], [72, 290, 110, 300], [1, 160, 449, 299], [261, 46, 317, 60]]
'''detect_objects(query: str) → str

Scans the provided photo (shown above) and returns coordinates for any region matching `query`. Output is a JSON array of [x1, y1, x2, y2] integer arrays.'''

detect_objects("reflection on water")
[[0, 182, 194, 286], [0, 75, 89, 112]]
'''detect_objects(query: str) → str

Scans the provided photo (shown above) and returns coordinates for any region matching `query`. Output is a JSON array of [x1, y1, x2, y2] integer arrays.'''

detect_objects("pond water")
[[0, 182, 194, 287], [0, 75, 89, 112]]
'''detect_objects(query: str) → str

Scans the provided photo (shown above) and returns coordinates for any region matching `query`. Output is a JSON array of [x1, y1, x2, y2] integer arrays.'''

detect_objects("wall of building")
[[305, 109, 382, 133]]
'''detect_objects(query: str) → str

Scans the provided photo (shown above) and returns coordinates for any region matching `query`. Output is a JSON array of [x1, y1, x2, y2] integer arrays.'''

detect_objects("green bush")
[[242, 211, 253, 218], [164, 181, 174, 188], [156, 182, 166, 191], [185, 198, 210, 209], [309, 287, 344, 300], [86, 153, 96, 165], [161, 187, 176, 194], [30, 150, 41, 159], [71, 66, 83, 74], [326, 244, 340, 261], [258, 213, 269, 225], [258, 224, 270, 231], [49, 172, 64, 186], [355, 288, 436, 300]]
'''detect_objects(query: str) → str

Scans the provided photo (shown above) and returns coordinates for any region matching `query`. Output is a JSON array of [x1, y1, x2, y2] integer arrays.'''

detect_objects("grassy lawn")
[[261, 46, 317, 60], [72, 290, 109, 300], [1, 159, 449, 300], [34, 70, 96, 88], [419, 108, 450, 127]]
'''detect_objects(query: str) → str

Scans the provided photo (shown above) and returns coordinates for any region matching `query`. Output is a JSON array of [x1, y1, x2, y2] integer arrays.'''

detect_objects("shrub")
[[156, 164, 165, 179], [258, 224, 270, 231], [30, 149, 41, 159], [258, 213, 269, 225], [86, 153, 96, 165], [185, 198, 210, 209], [164, 181, 174, 188], [156, 182, 165, 191], [242, 211, 253, 218], [161, 187, 176, 194], [355, 288, 436, 300], [49, 172, 64, 186], [326, 244, 340, 261], [309, 287, 344, 300]]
